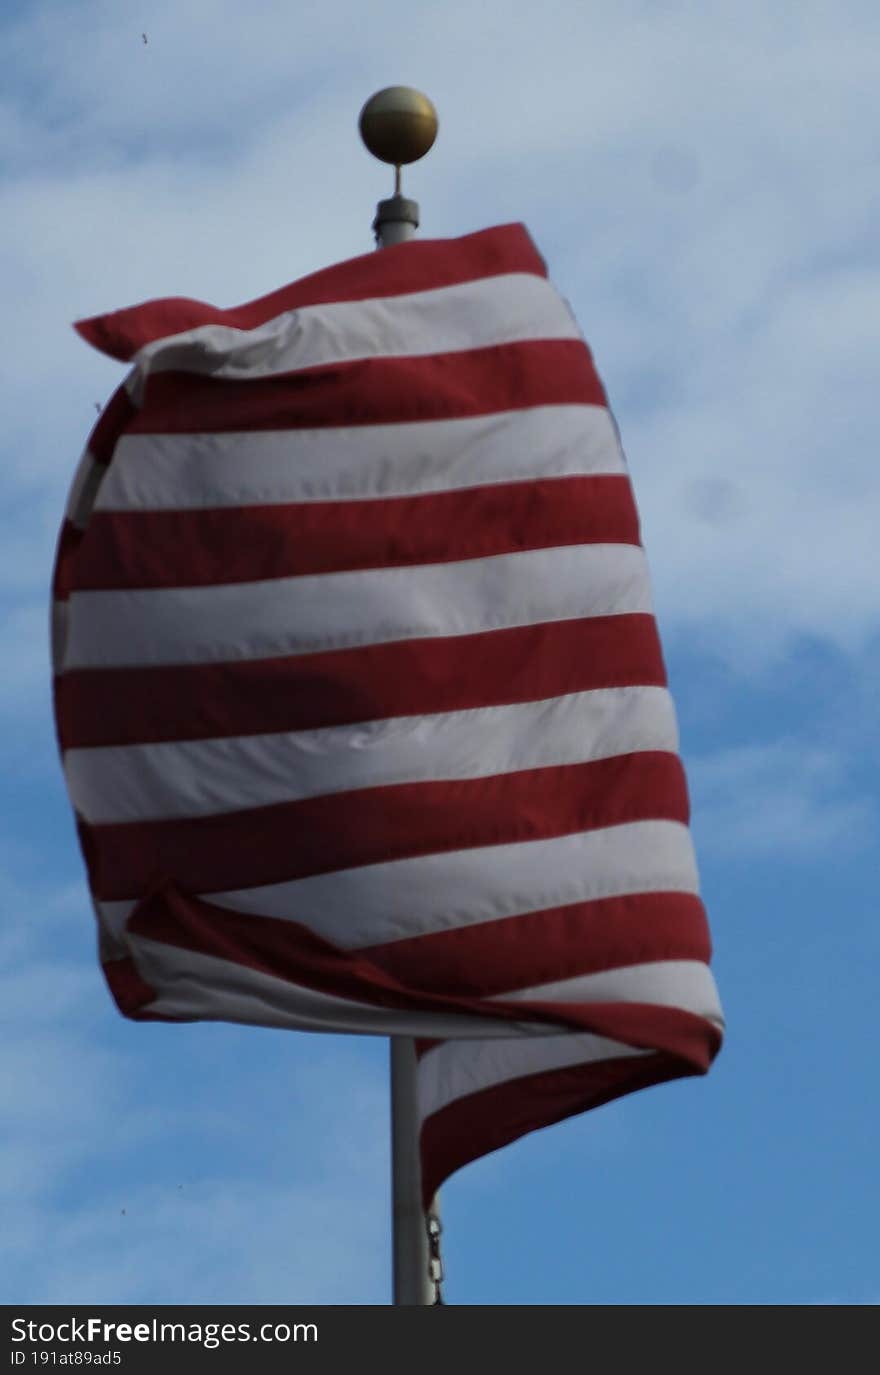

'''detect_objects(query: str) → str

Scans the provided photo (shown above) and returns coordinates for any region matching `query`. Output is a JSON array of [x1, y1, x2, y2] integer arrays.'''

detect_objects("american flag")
[[53, 224, 723, 1201]]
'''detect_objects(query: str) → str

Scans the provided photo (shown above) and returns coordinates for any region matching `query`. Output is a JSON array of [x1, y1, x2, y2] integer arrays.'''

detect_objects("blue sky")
[[2, 0, 878, 1305]]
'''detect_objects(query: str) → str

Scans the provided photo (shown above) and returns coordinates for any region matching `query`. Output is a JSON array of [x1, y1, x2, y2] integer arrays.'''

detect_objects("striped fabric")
[[53, 223, 723, 1201]]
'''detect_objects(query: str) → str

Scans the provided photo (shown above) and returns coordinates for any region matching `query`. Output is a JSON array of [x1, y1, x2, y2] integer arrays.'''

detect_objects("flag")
[[52, 223, 723, 1199]]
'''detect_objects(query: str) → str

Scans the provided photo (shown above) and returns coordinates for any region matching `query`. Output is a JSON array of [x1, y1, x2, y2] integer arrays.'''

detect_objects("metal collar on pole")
[[372, 195, 420, 248]]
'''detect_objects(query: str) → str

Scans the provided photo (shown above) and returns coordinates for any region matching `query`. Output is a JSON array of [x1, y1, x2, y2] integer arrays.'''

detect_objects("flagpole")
[[390, 1038, 434, 1304], [359, 87, 443, 1307]]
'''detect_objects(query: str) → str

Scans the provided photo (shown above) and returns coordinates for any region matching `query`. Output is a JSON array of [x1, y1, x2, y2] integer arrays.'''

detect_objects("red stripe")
[[75, 224, 546, 362], [56, 614, 667, 750], [121, 885, 658, 1037], [52, 385, 137, 606], [129, 341, 605, 435], [87, 385, 138, 466], [362, 890, 711, 997], [101, 956, 182, 1023], [416, 1002, 718, 1066], [66, 476, 641, 591], [53, 519, 84, 601], [418, 1035, 716, 1205], [82, 750, 688, 901], [102, 955, 158, 1016]]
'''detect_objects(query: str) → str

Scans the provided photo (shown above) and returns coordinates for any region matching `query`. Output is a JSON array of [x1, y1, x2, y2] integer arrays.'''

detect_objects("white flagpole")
[[390, 1038, 434, 1304], [359, 87, 443, 1307]]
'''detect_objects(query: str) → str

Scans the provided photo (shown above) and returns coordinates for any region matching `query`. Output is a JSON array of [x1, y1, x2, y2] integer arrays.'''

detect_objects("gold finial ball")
[[359, 86, 438, 166]]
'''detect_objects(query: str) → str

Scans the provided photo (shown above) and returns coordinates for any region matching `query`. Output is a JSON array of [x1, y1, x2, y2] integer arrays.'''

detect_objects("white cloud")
[[688, 739, 876, 858]]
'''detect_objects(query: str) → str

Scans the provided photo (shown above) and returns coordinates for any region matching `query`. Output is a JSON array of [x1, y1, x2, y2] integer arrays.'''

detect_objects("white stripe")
[[417, 1031, 655, 1119], [94, 407, 625, 512], [65, 685, 679, 824], [123, 936, 558, 1039], [496, 959, 724, 1028], [64, 450, 107, 529], [98, 818, 700, 952], [124, 273, 581, 401], [61, 543, 653, 670]]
